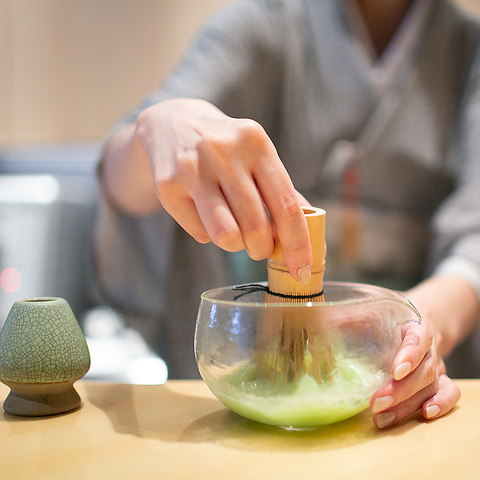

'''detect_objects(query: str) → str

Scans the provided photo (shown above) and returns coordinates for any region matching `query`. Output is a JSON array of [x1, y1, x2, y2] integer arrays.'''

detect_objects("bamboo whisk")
[[255, 207, 335, 384]]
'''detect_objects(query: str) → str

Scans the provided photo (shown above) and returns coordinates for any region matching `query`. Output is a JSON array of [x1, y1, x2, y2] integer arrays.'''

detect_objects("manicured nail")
[[372, 395, 394, 413], [376, 411, 396, 429], [297, 265, 311, 285], [426, 405, 441, 419], [394, 362, 412, 381]]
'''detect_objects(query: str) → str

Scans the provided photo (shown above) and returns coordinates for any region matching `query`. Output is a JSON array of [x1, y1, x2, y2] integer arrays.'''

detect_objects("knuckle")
[[242, 222, 268, 243], [235, 119, 270, 155], [198, 119, 269, 171], [237, 118, 265, 139], [176, 147, 199, 172], [426, 329, 434, 349], [135, 108, 150, 130], [438, 357, 447, 375], [209, 225, 242, 251], [155, 171, 187, 203], [155, 150, 198, 196], [197, 135, 232, 172], [197, 133, 223, 154], [277, 192, 301, 219], [242, 225, 272, 259], [154, 176, 176, 202], [403, 331, 421, 348], [136, 106, 160, 136], [424, 355, 437, 384], [452, 381, 461, 401]]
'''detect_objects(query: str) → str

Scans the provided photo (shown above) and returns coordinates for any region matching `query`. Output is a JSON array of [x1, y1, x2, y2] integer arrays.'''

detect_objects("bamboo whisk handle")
[[267, 206, 326, 298]]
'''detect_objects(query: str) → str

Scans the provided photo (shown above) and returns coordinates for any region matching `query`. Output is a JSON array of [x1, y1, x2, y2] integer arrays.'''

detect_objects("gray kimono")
[[94, 0, 480, 378]]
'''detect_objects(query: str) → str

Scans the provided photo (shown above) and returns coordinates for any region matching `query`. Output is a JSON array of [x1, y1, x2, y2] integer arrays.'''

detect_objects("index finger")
[[392, 322, 434, 381], [253, 154, 312, 283]]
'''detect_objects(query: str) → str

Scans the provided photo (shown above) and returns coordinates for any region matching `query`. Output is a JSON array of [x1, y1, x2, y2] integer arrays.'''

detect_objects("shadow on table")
[[179, 408, 428, 452], [84, 382, 423, 452]]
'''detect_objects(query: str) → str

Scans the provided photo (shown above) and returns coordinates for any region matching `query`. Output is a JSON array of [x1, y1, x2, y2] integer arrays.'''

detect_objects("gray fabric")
[[94, 0, 480, 378]]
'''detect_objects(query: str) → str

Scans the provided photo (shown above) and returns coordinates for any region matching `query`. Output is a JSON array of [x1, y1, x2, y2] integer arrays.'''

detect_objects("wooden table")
[[1, 380, 480, 480]]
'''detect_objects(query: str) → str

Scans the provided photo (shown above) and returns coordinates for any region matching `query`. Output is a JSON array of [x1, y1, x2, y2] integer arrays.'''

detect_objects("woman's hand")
[[370, 318, 460, 429], [133, 98, 313, 282], [369, 274, 480, 428]]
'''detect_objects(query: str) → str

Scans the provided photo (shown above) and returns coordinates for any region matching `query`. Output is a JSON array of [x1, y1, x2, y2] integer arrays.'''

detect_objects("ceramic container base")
[[2, 380, 81, 416]]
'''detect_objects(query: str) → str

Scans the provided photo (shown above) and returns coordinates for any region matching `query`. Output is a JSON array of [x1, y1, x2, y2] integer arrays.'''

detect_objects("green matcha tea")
[[207, 355, 387, 428]]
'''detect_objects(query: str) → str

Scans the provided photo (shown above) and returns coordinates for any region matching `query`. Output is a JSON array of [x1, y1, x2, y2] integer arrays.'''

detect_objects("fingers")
[[194, 177, 267, 255], [251, 137, 312, 281], [421, 373, 461, 420], [209, 153, 275, 260], [218, 119, 311, 273], [159, 194, 212, 245], [390, 322, 433, 381], [149, 102, 310, 272], [370, 322, 460, 429], [372, 382, 436, 429], [263, 187, 312, 283], [372, 373, 460, 429], [184, 117, 310, 273], [191, 119, 276, 259], [371, 350, 438, 428]]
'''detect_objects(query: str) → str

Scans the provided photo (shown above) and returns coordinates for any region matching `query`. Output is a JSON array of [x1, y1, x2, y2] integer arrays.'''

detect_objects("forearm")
[[101, 123, 161, 216], [405, 274, 480, 357]]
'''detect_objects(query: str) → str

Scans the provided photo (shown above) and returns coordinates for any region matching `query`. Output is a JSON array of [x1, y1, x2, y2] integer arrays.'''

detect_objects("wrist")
[[102, 123, 160, 216], [405, 274, 480, 357]]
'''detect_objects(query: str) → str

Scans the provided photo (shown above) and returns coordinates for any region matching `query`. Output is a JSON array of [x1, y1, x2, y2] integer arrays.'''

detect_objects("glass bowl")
[[194, 281, 421, 429]]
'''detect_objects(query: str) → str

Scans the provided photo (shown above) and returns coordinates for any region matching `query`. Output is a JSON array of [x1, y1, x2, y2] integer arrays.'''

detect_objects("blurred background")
[[0, 0, 230, 383], [0, 0, 479, 383]]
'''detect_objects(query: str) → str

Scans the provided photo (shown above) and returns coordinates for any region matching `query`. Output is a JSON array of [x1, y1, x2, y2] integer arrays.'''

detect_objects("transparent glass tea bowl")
[[194, 281, 421, 429]]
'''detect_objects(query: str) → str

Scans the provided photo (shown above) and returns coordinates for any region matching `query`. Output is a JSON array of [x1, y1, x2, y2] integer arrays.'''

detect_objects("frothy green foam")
[[206, 355, 387, 428]]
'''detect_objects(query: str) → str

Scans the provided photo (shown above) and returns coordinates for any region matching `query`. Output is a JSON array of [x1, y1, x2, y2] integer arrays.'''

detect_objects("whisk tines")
[[255, 292, 335, 384], [254, 207, 336, 385]]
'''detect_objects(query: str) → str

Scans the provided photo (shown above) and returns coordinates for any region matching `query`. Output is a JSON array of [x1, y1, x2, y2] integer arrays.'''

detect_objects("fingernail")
[[376, 411, 396, 429], [426, 405, 440, 419], [297, 265, 311, 285], [372, 395, 394, 413], [394, 362, 412, 381]]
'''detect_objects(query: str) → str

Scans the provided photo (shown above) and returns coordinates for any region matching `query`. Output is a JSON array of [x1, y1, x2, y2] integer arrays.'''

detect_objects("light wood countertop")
[[1, 379, 480, 480]]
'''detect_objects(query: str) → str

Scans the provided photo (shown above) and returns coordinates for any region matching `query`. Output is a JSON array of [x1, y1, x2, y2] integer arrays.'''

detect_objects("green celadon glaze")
[[0, 297, 90, 384]]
